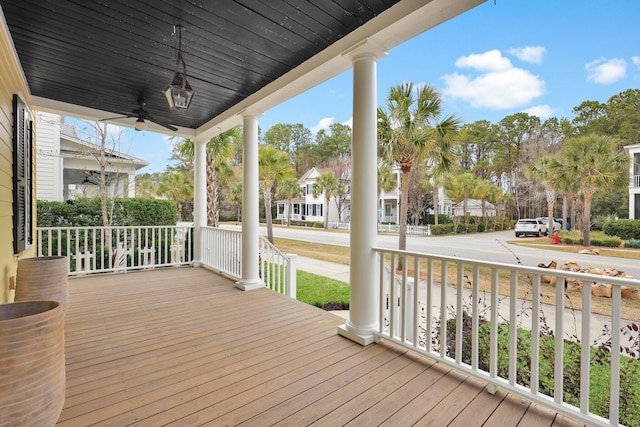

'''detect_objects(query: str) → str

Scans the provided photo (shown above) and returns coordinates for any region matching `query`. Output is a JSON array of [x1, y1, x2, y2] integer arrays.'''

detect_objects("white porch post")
[[338, 41, 387, 345], [238, 113, 265, 291], [193, 138, 207, 266]]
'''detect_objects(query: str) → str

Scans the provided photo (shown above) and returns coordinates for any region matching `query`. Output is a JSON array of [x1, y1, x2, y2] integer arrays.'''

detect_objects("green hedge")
[[431, 224, 455, 235], [37, 198, 178, 227], [603, 219, 640, 240]]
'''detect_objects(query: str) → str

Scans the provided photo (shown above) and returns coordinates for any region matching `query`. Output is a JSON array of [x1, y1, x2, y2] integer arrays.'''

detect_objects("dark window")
[[12, 94, 32, 254]]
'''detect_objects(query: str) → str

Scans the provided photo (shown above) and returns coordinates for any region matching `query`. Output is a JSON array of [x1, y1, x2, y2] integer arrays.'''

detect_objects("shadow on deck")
[[57, 267, 583, 426]]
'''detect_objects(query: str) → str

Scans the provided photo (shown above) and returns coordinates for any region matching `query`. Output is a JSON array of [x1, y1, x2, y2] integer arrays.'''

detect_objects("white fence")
[[201, 226, 296, 298], [374, 247, 640, 427], [36, 225, 193, 275]]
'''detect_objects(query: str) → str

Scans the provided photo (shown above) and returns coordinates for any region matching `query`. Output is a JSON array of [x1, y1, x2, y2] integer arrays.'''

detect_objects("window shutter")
[[13, 94, 33, 254]]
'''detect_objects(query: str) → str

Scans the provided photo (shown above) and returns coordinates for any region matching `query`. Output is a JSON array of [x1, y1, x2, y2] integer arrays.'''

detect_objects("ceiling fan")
[[100, 98, 178, 132]]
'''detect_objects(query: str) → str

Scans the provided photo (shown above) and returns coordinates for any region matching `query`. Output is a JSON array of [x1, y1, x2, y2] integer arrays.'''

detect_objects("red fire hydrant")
[[553, 232, 559, 244]]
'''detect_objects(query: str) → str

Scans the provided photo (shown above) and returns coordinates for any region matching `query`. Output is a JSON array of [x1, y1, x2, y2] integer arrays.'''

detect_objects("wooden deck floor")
[[57, 267, 584, 426]]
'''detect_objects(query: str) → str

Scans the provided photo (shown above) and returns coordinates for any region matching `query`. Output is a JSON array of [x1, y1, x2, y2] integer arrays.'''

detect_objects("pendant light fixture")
[[164, 24, 194, 110]]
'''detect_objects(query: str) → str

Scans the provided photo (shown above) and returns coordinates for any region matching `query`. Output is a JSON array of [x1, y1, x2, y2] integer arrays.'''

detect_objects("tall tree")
[[227, 182, 243, 221], [258, 145, 294, 243], [378, 82, 461, 252], [553, 134, 627, 246], [263, 123, 313, 175], [157, 169, 194, 209], [176, 126, 241, 226], [524, 156, 557, 240], [312, 172, 340, 229], [276, 179, 302, 227]]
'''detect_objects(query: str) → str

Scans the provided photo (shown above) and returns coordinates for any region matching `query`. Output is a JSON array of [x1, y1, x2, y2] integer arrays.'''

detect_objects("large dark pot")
[[16, 256, 69, 313], [0, 300, 65, 426]]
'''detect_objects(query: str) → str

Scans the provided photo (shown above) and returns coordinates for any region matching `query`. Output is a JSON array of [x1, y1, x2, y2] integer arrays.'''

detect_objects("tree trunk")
[[546, 186, 556, 240], [324, 195, 330, 229], [582, 194, 592, 247], [433, 185, 439, 225], [206, 159, 215, 226], [399, 170, 410, 251], [562, 194, 568, 231], [264, 187, 274, 243]]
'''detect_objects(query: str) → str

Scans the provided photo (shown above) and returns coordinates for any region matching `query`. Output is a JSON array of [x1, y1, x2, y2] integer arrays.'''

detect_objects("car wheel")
[[515, 232, 520, 237], [538, 230, 543, 237]]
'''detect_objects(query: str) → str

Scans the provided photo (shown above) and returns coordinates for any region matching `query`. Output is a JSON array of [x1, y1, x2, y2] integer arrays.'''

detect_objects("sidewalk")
[[295, 255, 626, 345]]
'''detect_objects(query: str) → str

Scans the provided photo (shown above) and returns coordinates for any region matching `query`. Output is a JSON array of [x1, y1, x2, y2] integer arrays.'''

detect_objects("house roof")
[[1, 0, 485, 139]]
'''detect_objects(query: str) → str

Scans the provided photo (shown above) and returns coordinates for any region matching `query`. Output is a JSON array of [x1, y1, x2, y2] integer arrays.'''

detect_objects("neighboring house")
[[278, 164, 453, 225], [452, 199, 497, 217], [36, 112, 148, 202], [276, 166, 350, 224], [380, 165, 453, 224], [624, 143, 640, 219]]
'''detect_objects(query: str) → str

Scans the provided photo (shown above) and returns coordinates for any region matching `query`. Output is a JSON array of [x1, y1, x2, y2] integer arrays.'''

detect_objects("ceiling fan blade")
[[99, 113, 137, 122], [147, 117, 178, 132]]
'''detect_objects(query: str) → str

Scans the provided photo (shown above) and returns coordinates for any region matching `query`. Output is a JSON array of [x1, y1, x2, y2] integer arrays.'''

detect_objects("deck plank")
[[56, 267, 581, 427]]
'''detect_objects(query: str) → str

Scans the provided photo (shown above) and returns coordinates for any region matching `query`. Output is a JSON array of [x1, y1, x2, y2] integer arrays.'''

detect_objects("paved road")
[[221, 224, 640, 278]]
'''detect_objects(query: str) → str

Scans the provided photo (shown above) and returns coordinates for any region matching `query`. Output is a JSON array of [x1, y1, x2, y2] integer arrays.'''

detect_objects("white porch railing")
[[200, 226, 296, 298], [36, 225, 193, 275], [201, 226, 242, 279], [374, 247, 640, 427]]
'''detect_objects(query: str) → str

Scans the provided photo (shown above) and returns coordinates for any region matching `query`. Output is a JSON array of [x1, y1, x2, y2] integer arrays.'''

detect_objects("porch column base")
[[235, 279, 265, 291], [192, 261, 202, 267], [337, 321, 376, 346]]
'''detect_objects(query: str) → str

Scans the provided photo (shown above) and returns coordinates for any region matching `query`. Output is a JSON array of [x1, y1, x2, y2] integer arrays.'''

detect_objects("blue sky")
[[70, 1, 640, 173]]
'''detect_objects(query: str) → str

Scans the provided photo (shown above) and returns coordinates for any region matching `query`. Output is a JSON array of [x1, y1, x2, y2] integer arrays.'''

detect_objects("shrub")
[[603, 219, 640, 240], [37, 198, 177, 227], [590, 236, 622, 247], [431, 224, 454, 235]]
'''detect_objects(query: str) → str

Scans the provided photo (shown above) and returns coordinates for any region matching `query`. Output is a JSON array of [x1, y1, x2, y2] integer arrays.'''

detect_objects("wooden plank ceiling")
[[1, 0, 400, 130]]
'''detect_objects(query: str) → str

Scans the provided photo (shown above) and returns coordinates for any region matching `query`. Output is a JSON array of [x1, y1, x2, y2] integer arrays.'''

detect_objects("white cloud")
[[442, 51, 545, 110], [310, 117, 334, 134], [342, 117, 353, 128], [454, 49, 513, 72], [585, 57, 627, 84], [508, 46, 546, 64], [522, 104, 556, 119], [633, 56, 640, 67]]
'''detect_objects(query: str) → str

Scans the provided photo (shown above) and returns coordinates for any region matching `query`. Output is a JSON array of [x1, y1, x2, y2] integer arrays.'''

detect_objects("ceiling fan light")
[[164, 72, 194, 110], [134, 117, 148, 131]]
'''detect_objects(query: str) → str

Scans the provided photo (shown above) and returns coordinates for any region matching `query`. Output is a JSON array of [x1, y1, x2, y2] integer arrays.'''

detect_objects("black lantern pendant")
[[164, 24, 194, 110]]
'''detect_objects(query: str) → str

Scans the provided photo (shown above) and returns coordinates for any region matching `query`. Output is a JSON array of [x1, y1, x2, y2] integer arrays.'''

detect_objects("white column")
[[238, 113, 265, 291], [338, 41, 386, 345], [193, 138, 207, 266]]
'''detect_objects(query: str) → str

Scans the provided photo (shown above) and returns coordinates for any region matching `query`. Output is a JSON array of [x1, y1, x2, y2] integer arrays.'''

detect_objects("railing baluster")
[[472, 265, 479, 371], [456, 262, 464, 363], [489, 267, 498, 394], [581, 275, 592, 414], [509, 271, 517, 387], [413, 256, 419, 346], [610, 286, 621, 425], [554, 270, 564, 405], [531, 274, 541, 395], [440, 261, 448, 357]]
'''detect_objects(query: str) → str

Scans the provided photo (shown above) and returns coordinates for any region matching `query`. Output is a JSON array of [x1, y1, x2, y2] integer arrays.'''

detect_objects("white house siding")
[[35, 112, 63, 201], [624, 143, 640, 219]]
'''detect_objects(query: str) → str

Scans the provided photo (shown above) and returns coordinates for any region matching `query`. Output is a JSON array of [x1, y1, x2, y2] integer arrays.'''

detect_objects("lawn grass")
[[295, 270, 349, 309]]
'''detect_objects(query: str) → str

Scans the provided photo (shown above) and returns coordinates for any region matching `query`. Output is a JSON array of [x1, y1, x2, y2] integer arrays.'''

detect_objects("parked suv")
[[536, 217, 562, 233], [515, 219, 547, 237]]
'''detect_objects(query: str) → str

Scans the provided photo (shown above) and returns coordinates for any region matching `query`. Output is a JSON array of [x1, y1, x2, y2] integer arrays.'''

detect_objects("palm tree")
[[312, 172, 339, 229], [430, 121, 458, 225], [524, 156, 557, 240], [227, 182, 243, 221], [157, 170, 194, 209], [277, 179, 303, 227], [553, 134, 627, 246], [378, 82, 461, 251], [259, 145, 295, 243], [177, 126, 241, 226]]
